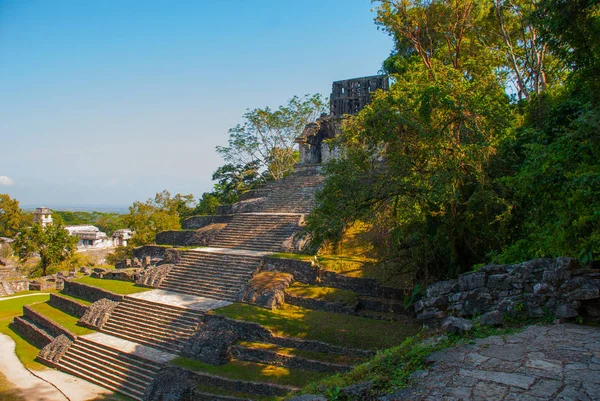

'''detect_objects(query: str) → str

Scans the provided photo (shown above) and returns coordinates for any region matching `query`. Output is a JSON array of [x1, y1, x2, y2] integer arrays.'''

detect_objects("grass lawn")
[[28, 302, 95, 336], [212, 303, 420, 350], [237, 341, 365, 366], [0, 294, 50, 370], [72, 276, 151, 295], [285, 283, 358, 305], [171, 357, 328, 388], [55, 292, 92, 306], [0, 290, 56, 298]]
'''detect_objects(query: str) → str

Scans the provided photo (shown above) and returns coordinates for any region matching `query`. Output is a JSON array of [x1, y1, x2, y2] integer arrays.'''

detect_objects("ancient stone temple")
[[296, 74, 389, 165], [32, 207, 53, 227], [330, 74, 389, 118]]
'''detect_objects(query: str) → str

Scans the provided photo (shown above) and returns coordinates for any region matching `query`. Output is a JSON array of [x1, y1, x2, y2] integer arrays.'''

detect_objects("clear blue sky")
[[0, 0, 392, 209]]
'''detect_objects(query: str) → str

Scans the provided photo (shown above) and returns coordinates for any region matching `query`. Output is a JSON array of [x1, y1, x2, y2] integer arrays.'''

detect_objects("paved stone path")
[[81, 332, 178, 363], [128, 288, 231, 311], [391, 324, 600, 400]]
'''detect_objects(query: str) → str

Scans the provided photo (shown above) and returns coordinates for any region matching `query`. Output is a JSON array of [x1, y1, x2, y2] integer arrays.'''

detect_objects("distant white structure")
[[65, 225, 113, 249], [112, 229, 133, 247], [33, 207, 53, 227]]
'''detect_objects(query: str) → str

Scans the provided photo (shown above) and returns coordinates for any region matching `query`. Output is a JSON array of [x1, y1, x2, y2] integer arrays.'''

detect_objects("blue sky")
[[0, 0, 392, 209]]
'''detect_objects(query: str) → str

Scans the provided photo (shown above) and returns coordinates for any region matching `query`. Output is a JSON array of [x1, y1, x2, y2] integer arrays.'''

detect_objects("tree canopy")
[[305, 0, 600, 282]]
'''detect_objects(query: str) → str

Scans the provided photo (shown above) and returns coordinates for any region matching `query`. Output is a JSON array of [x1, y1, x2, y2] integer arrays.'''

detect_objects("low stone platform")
[[80, 332, 177, 364], [388, 324, 600, 400], [128, 289, 231, 311], [193, 246, 272, 258]]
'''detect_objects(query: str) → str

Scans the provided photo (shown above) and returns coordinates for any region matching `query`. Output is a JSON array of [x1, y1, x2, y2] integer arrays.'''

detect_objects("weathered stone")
[[288, 395, 327, 401], [533, 282, 552, 295], [556, 302, 579, 319], [79, 298, 119, 329], [38, 334, 72, 363], [479, 310, 504, 326], [136, 264, 174, 288], [339, 381, 374, 399], [442, 317, 473, 333], [458, 272, 486, 291], [241, 272, 294, 309], [426, 279, 458, 298]]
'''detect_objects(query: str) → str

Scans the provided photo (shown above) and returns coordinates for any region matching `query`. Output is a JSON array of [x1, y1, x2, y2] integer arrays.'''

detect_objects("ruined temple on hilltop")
[[296, 74, 389, 165]]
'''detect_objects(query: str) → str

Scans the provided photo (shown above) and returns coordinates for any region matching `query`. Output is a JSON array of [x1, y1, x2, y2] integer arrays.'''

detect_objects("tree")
[[0, 194, 23, 238], [13, 221, 77, 276], [123, 190, 193, 246], [193, 192, 222, 216], [217, 94, 327, 180]]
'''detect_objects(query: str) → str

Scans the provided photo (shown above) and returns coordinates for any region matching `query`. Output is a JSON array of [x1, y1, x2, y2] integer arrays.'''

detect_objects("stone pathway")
[[194, 246, 272, 257], [128, 288, 231, 311], [81, 332, 178, 363], [389, 324, 600, 400]]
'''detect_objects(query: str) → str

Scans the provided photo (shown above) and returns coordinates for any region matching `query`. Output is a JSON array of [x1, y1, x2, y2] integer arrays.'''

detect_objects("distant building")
[[65, 225, 113, 248], [112, 229, 133, 247], [33, 207, 53, 227]]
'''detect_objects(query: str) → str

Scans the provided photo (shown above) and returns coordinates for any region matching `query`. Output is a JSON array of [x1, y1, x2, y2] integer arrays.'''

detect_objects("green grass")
[[237, 341, 365, 366], [28, 302, 95, 336], [286, 283, 358, 305], [212, 303, 420, 350], [0, 290, 54, 298], [171, 357, 328, 388], [270, 253, 315, 262], [55, 292, 92, 306], [0, 293, 50, 370], [72, 276, 151, 294]]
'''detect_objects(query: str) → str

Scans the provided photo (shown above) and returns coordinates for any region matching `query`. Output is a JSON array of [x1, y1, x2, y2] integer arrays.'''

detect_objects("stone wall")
[[415, 258, 600, 324], [79, 298, 119, 329], [231, 345, 351, 373], [23, 306, 76, 340], [0, 280, 29, 295], [10, 317, 53, 348], [49, 294, 88, 318], [132, 245, 167, 260], [216, 198, 265, 215], [63, 280, 124, 303], [136, 264, 174, 288], [285, 293, 358, 314], [155, 230, 197, 246], [38, 334, 72, 364], [182, 215, 233, 229]]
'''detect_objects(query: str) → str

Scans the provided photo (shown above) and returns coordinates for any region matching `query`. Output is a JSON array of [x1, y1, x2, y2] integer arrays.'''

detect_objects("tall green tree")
[[13, 221, 77, 276], [124, 190, 193, 246], [0, 194, 22, 238], [217, 94, 327, 180]]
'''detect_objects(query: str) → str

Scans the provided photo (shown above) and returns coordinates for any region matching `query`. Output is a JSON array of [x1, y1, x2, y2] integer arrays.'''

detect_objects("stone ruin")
[[296, 74, 389, 166]]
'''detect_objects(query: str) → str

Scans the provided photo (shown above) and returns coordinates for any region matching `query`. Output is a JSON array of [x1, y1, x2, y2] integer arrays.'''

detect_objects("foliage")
[[0, 194, 23, 238], [306, 0, 600, 283], [192, 192, 222, 216], [12, 221, 78, 276], [216, 94, 327, 180], [51, 210, 125, 236], [123, 190, 193, 246]]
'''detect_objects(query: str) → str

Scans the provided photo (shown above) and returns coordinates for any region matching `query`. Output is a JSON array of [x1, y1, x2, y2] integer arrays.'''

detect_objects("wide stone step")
[[105, 314, 196, 338], [116, 299, 203, 321], [160, 278, 245, 293], [100, 326, 185, 353], [112, 305, 202, 328], [123, 297, 202, 316], [159, 286, 239, 301], [160, 283, 241, 299], [72, 339, 160, 375], [164, 271, 252, 284], [67, 346, 156, 383], [167, 266, 255, 279], [57, 359, 146, 401], [103, 317, 193, 340], [176, 260, 258, 270], [179, 254, 262, 263]]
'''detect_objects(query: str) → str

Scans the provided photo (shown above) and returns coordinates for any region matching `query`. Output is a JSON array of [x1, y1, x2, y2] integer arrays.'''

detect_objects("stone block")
[[555, 302, 579, 319], [426, 279, 458, 298], [458, 272, 486, 291], [442, 316, 474, 333], [487, 274, 514, 291], [479, 311, 504, 327]]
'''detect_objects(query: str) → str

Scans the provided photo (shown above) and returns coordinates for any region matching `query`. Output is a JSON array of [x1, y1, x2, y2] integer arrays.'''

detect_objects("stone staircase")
[[56, 336, 162, 401], [210, 213, 303, 252], [101, 297, 203, 353], [258, 174, 324, 214], [159, 251, 262, 301]]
